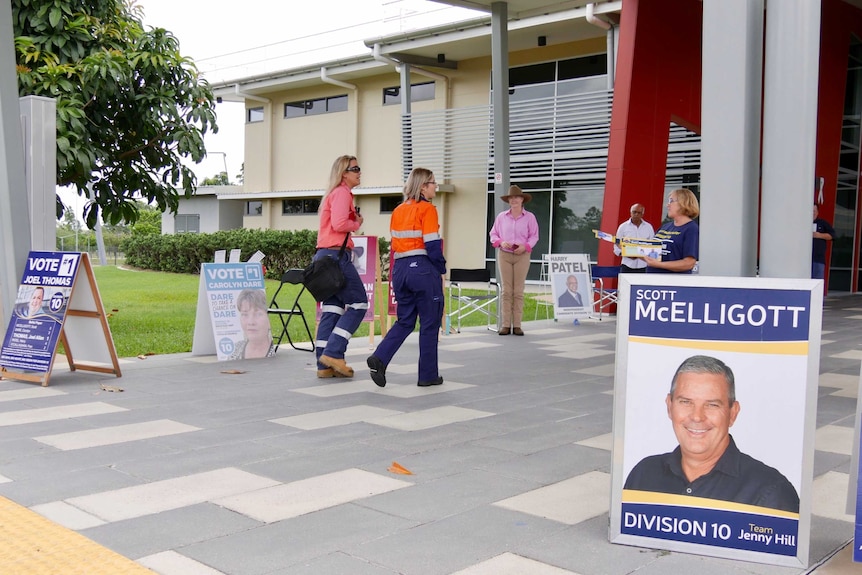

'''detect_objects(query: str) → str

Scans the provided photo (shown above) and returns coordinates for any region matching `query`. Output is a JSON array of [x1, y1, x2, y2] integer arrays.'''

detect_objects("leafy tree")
[[130, 202, 162, 235], [59, 208, 82, 232], [12, 0, 217, 228], [201, 171, 230, 186]]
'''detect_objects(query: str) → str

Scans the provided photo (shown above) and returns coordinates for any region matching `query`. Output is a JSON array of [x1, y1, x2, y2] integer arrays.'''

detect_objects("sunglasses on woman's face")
[[345, 166, 361, 173]]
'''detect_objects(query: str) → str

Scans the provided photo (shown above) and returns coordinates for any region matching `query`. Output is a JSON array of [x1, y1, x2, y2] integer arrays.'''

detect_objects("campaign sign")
[[549, 253, 593, 319], [315, 236, 378, 322], [1, 252, 80, 373], [354, 236, 377, 322], [609, 275, 820, 568], [201, 262, 272, 361]]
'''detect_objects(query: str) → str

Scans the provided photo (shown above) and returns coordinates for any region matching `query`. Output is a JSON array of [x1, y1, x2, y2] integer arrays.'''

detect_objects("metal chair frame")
[[591, 265, 619, 320], [446, 268, 500, 333], [267, 269, 314, 352]]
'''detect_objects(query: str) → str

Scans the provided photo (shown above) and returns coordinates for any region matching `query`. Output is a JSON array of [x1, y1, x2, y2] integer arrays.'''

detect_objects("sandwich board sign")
[[191, 250, 273, 360], [0, 251, 121, 386]]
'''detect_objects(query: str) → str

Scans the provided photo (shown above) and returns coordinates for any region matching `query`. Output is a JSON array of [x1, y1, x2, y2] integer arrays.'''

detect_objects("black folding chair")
[[446, 268, 500, 333], [268, 269, 314, 352]]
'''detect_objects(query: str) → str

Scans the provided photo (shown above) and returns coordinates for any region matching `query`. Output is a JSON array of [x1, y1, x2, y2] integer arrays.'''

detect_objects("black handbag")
[[302, 234, 349, 302]]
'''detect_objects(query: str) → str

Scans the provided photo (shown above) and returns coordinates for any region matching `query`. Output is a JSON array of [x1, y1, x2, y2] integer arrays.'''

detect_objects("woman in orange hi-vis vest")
[[314, 155, 369, 378], [367, 168, 446, 387]]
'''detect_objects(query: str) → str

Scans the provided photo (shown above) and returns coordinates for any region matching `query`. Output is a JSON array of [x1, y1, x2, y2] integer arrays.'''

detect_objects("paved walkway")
[[0, 294, 860, 574]]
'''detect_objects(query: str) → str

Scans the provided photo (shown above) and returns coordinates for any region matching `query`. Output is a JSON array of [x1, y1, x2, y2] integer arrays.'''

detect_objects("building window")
[[175, 214, 200, 233], [383, 82, 435, 105], [247, 107, 264, 123], [282, 198, 320, 214], [284, 95, 348, 118], [246, 201, 262, 216], [501, 55, 608, 100], [380, 196, 401, 213]]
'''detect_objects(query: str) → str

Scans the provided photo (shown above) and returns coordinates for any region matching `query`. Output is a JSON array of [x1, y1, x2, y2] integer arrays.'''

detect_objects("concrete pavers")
[[0, 295, 859, 574]]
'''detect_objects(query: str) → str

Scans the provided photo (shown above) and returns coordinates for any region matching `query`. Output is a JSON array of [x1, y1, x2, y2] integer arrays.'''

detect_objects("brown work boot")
[[317, 368, 352, 379], [320, 355, 354, 377]]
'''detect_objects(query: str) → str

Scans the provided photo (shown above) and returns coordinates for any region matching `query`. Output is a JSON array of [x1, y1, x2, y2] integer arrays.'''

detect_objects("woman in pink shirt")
[[489, 186, 539, 336], [314, 155, 369, 378]]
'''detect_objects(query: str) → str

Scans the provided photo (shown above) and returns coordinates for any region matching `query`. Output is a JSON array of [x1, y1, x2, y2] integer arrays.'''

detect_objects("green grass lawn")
[[92, 266, 554, 357]]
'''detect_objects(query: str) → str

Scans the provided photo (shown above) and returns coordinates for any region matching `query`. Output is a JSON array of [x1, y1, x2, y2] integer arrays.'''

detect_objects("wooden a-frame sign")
[[0, 252, 121, 386]]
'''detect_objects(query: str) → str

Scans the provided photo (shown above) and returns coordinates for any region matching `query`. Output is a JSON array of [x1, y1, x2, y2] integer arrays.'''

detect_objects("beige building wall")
[[271, 86, 358, 191], [243, 106, 272, 193], [233, 36, 610, 268]]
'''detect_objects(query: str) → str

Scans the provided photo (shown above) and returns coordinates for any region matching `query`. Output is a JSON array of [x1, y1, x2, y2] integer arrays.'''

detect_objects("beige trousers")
[[497, 250, 530, 328]]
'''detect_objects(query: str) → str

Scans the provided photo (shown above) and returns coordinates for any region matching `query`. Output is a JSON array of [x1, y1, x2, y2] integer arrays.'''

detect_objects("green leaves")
[[12, 0, 217, 228]]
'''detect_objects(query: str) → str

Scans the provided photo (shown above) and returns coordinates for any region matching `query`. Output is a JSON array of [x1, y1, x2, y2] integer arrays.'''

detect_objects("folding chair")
[[267, 269, 314, 352], [446, 268, 500, 333], [591, 265, 619, 320]]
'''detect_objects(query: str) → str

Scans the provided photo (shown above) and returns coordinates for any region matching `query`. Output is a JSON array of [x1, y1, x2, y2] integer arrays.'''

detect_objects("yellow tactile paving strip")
[[0, 496, 154, 574]]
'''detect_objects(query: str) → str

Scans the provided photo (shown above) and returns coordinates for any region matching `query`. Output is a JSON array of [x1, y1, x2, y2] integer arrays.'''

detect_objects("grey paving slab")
[[0, 438, 180, 480], [85, 502, 261, 560], [0, 401, 127, 426], [353, 442, 520, 483], [360, 467, 540, 523], [278, 551, 402, 575], [812, 450, 853, 480], [111, 436, 295, 481], [343, 504, 570, 575], [516, 515, 664, 575], [240, 446, 408, 487], [0, 464, 142, 507], [139, 551, 228, 575], [67, 467, 281, 522], [180, 504, 418, 575], [476, 442, 612, 484]]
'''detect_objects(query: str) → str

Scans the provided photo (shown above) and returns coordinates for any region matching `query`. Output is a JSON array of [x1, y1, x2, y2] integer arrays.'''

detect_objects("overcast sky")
[[139, 0, 482, 183], [60, 0, 482, 218]]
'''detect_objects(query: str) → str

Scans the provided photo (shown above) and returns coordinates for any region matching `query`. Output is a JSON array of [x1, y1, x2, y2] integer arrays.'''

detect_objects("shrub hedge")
[[121, 229, 390, 280]]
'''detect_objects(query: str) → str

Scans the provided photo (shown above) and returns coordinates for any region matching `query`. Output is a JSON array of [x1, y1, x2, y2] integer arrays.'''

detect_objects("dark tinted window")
[[284, 95, 348, 118], [558, 55, 607, 80], [246, 201, 262, 215], [510, 62, 555, 88], [247, 107, 264, 123], [382, 82, 435, 105], [282, 199, 320, 214], [380, 195, 401, 212]]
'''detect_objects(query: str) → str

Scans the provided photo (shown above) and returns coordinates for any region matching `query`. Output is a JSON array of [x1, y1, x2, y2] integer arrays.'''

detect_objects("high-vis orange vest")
[[390, 199, 441, 258]]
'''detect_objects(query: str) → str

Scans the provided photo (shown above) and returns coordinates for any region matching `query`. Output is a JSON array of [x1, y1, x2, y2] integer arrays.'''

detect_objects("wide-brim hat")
[[501, 185, 532, 204]]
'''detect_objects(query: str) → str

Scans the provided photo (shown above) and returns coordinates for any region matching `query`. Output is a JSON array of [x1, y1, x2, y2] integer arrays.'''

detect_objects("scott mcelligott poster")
[[609, 274, 821, 568]]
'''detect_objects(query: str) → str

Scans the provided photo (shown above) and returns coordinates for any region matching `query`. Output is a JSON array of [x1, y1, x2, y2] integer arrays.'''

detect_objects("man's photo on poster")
[[621, 346, 805, 513], [555, 272, 590, 308]]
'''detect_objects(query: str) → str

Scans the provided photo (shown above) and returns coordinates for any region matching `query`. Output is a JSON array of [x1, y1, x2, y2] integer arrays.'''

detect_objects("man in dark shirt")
[[812, 204, 836, 280], [624, 355, 799, 513]]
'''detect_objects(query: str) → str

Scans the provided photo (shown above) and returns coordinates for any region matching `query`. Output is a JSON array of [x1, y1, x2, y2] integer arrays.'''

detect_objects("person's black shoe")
[[418, 376, 443, 387], [366, 355, 387, 387]]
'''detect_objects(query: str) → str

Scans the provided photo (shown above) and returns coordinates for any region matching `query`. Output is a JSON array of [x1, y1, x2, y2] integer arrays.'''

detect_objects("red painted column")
[[815, 0, 862, 292], [600, 0, 703, 266]]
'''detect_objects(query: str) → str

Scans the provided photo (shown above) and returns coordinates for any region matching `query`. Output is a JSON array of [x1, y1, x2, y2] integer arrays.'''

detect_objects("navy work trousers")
[[373, 255, 443, 382]]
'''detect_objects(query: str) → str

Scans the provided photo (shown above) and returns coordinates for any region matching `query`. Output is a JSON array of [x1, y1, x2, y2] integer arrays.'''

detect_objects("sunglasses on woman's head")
[[345, 166, 361, 173]]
